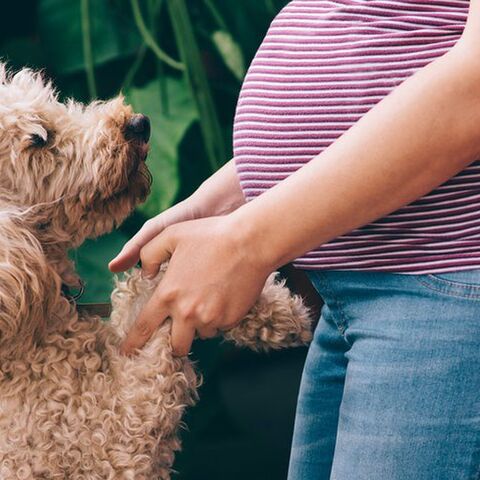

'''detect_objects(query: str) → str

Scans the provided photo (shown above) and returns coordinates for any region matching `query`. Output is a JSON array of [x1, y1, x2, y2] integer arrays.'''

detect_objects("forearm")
[[190, 159, 245, 217], [230, 38, 480, 270]]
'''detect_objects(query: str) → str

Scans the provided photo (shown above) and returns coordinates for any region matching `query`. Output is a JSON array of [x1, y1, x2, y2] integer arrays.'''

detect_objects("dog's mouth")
[[101, 113, 153, 205], [109, 142, 152, 201], [135, 141, 150, 165], [122, 113, 151, 186]]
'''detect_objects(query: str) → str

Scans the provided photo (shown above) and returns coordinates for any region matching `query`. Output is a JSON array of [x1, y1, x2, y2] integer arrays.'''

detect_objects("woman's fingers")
[[196, 325, 219, 340], [120, 289, 198, 357], [120, 286, 197, 357], [108, 245, 141, 273], [120, 290, 170, 355], [109, 200, 198, 273], [139, 227, 176, 278], [171, 319, 196, 356], [109, 218, 164, 272], [117, 214, 267, 359]]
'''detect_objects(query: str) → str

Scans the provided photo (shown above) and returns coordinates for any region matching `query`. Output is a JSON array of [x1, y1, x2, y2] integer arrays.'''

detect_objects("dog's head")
[[0, 64, 151, 247]]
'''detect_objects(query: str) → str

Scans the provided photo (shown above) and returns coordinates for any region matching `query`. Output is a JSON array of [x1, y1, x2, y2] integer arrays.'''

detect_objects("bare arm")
[[232, 8, 480, 270], [120, 2, 480, 356], [192, 158, 246, 217]]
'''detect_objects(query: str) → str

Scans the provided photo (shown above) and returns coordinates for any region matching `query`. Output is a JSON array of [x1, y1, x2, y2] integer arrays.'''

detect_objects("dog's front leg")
[[223, 272, 313, 351], [108, 269, 198, 479]]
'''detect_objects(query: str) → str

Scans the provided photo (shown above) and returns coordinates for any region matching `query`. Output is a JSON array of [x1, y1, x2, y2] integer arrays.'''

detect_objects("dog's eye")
[[30, 133, 48, 147]]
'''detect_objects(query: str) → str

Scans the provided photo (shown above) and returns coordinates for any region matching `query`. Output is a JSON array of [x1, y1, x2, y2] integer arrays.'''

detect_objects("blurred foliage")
[[0, 2, 308, 479], [0, 0, 289, 302]]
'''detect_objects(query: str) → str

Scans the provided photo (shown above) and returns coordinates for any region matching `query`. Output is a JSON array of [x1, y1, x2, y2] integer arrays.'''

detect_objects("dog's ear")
[[0, 212, 60, 357]]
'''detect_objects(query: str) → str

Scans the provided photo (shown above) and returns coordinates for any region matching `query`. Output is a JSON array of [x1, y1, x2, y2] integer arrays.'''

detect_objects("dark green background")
[[0, 1, 308, 478]]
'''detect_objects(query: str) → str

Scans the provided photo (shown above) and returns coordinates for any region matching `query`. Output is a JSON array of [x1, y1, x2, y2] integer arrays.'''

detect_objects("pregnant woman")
[[110, 1, 480, 478]]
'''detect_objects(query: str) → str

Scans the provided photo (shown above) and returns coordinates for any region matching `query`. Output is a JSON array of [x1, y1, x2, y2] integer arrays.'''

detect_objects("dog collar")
[[61, 282, 112, 318], [77, 303, 112, 318]]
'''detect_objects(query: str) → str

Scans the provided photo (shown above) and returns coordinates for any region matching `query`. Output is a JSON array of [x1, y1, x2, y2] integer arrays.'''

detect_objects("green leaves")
[[73, 75, 197, 303], [28, 0, 287, 303], [38, 0, 141, 75], [71, 230, 130, 303], [125, 75, 198, 217], [130, 0, 184, 71], [80, 0, 97, 98], [167, 0, 227, 173], [75, 75, 198, 302], [212, 30, 246, 82]]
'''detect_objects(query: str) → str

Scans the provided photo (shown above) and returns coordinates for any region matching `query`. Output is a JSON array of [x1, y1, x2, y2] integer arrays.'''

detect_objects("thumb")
[[140, 228, 176, 279], [109, 219, 165, 273], [109, 245, 140, 273]]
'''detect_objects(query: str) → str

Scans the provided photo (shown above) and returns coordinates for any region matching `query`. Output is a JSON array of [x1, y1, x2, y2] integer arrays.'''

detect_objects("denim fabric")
[[287, 269, 480, 480]]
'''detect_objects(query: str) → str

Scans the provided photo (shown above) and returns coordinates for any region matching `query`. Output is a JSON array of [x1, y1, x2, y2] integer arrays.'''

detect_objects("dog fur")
[[0, 65, 312, 478]]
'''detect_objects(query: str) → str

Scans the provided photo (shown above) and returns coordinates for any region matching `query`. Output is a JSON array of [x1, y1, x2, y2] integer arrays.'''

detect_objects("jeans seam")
[[314, 272, 352, 346], [414, 276, 480, 300], [427, 273, 480, 293]]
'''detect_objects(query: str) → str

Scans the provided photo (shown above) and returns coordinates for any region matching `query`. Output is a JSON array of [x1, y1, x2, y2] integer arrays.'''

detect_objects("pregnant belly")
[[233, 0, 468, 201]]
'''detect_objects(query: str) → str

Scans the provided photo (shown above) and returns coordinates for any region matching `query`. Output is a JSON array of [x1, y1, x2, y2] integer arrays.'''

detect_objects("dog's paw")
[[111, 267, 312, 353], [110, 266, 165, 337], [224, 272, 313, 351]]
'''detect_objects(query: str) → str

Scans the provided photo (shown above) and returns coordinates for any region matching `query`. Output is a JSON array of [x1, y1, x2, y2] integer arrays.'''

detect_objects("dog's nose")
[[125, 114, 150, 143]]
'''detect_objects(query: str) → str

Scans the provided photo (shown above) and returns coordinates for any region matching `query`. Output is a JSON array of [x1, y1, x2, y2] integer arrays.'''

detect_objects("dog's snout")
[[125, 114, 151, 143]]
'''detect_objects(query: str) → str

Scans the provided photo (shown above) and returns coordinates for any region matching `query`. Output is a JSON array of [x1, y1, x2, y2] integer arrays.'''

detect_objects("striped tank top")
[[233, 0, 478, 274]]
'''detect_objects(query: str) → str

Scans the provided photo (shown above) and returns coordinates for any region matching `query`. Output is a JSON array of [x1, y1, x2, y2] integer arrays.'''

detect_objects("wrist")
[[225, 205, 282, 275], [190, 160, 246, 218]]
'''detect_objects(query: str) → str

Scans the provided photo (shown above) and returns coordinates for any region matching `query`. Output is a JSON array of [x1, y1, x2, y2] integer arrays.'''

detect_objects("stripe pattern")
[[233, 0, 477, 274]]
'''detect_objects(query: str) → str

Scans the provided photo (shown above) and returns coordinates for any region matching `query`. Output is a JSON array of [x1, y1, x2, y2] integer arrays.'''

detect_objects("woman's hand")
[[109, 159, 245, 273], [109, 199, 198, 273], [119, 216, 271, 356]]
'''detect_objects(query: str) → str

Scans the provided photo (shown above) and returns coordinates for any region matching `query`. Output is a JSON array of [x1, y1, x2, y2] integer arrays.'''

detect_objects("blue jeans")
[[287, 269, 480, 480]]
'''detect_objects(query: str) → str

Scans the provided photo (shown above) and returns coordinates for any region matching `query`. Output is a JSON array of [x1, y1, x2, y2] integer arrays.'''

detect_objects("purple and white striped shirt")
[[233, 0, 477, 274]]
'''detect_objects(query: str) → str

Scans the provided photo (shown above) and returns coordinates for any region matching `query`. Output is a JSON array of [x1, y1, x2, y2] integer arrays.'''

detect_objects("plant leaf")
[[212, 30, 246, 82], [71, 230, 130, 304], [125, 75, 198, 217], [167, 0, 227, 173], [38, 0, 141, 74]]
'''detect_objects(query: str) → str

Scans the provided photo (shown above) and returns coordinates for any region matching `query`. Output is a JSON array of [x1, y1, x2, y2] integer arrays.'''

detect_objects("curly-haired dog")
[[0, 65, 312, 479]]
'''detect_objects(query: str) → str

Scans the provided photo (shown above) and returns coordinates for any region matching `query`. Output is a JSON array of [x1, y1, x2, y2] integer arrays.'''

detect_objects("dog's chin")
[[108, 159, 151, 205], [81, 165, 151, 240], [108, 143, 151, 200], [81, 147, 152, 240], [119, 167, 151, 205], [110, 150, 152, 210]]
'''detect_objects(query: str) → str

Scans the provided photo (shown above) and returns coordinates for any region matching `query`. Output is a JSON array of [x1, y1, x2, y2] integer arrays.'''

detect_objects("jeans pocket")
[[415, 268, 480, 299]]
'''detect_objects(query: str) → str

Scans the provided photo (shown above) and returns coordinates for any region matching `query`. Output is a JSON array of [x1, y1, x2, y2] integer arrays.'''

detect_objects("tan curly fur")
[[0, 64, 312, 478]]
